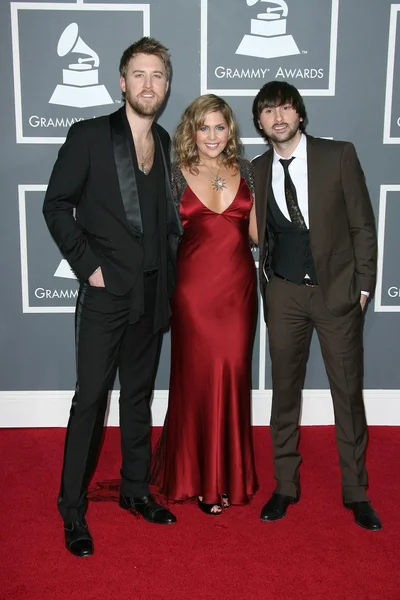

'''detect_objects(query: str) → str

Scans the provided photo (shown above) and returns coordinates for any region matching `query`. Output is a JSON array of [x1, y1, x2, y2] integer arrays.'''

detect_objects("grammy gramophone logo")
[[49, 23, 114, 108], [236, 0, 300, 59], [54, 259, 76, 280]]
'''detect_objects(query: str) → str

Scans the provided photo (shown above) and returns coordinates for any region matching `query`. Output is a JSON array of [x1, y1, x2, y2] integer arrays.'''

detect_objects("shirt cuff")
[[361, 291, 369, 297]]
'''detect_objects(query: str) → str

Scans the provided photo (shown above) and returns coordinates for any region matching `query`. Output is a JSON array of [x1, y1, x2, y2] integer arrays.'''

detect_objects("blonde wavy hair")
[[173, 94, 242, 173]]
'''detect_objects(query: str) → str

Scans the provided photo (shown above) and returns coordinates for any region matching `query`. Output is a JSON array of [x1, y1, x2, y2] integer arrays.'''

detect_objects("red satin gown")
[[152, 177, 258, 505]]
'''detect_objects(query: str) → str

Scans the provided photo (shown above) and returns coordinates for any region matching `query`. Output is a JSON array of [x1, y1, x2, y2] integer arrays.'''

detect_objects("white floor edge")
[[0, 390, 399, 427]]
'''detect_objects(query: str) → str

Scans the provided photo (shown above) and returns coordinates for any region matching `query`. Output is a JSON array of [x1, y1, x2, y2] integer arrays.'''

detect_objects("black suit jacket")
[[253, 135, 377, 318], [43, 107, 183, 297]]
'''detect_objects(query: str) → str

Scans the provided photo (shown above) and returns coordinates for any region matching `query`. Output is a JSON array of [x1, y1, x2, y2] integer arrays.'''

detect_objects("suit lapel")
[[255, 149, 273, 260], [305, 135, 321, 235], [109, 107, 143, 236]]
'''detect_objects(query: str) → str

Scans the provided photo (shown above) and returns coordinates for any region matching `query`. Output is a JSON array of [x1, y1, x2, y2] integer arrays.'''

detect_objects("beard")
[[126, 90, 164, 118], [267, 120, 301, 145]]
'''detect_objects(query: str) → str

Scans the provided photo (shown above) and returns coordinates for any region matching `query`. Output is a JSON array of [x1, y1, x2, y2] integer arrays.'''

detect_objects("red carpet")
[[1, 426, 399, 600]]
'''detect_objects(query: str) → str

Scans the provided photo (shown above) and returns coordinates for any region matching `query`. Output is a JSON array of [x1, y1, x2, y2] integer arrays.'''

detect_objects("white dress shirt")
[[272, 132, 309, 227]]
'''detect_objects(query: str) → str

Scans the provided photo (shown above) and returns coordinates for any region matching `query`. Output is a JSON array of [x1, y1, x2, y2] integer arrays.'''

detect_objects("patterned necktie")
[[279, 158, 307, 230]]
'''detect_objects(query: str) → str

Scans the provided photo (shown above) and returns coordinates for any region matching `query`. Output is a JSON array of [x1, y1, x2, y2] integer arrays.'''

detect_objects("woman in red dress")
[[152, 95, 258, 514]]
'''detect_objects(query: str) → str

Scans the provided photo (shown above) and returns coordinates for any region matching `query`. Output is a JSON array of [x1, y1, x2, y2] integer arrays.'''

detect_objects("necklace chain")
[[201, 162, 227, 192], [136, 136, 154, 175]]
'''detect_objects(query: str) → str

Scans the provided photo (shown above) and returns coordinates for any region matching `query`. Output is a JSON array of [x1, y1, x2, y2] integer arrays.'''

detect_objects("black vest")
[[267, 180, 317, 284]]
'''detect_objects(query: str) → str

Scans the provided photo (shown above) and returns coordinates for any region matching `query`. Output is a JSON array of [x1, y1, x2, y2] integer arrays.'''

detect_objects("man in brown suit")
[[252, 81, 381, 530]]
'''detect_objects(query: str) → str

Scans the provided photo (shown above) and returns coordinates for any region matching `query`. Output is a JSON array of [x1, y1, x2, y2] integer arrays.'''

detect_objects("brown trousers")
[[266, 276, 369, 503]]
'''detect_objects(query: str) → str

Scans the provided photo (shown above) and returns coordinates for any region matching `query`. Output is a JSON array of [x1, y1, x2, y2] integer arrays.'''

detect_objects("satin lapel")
[[110, 108, 143, 236], [156, 131, 184, 237], [255, 150, 273, 258]]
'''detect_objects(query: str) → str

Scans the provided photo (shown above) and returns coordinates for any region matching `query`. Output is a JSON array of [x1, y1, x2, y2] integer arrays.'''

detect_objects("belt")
[[274, 273, 318, 287]]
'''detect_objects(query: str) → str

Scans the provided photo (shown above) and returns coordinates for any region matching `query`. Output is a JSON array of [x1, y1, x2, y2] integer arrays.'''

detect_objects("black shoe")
[[260, 493, 298, 522], [120, 494, 177, 524], [64, 519, 93, 557], [344, 501, 382, 531], [197, 497, 222, 515]]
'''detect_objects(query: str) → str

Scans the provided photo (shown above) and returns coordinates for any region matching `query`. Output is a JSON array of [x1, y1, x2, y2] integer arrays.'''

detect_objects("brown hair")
[[252, 81, 307, 141], [173, 94, 242, 173], [119, 37, 171, 101]]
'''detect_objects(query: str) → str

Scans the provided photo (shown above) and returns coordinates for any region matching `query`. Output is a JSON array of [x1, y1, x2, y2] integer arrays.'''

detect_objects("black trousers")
[[58, 272, 162, 523], [266, 276, 369, 503]]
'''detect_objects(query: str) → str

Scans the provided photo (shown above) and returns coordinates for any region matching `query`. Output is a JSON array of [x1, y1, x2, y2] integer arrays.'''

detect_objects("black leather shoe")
[[120, 494, 177, 524], [64, 519, 93, 557], [344, 501, 382, 531], [260, 493, 298, 522]]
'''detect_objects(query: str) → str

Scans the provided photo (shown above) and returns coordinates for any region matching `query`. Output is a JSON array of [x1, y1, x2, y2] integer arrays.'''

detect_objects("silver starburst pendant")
[[211, 176, 227, 192]]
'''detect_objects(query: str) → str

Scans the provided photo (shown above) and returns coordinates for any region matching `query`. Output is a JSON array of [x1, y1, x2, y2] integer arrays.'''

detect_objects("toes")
[[222, 494, 230, 508]]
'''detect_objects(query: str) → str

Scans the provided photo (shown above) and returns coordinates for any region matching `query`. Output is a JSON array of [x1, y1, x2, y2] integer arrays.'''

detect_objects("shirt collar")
[[273, 133, 307, 164]]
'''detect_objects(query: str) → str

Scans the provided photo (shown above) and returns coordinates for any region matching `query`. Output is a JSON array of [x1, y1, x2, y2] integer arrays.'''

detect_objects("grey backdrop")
[[1, 0, 399, 399]]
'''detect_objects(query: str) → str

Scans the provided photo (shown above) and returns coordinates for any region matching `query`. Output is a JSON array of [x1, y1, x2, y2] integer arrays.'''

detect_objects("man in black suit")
[[43, 37, 183, 557]]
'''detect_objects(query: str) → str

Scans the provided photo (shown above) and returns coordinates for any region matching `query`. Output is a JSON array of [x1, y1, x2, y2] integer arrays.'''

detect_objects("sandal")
[[197, 497, 222, 515], [222, 494, 230, 509]]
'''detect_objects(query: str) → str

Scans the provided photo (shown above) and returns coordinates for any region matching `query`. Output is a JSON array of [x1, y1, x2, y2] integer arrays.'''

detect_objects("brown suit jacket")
[[253, 135, 377, 318]]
